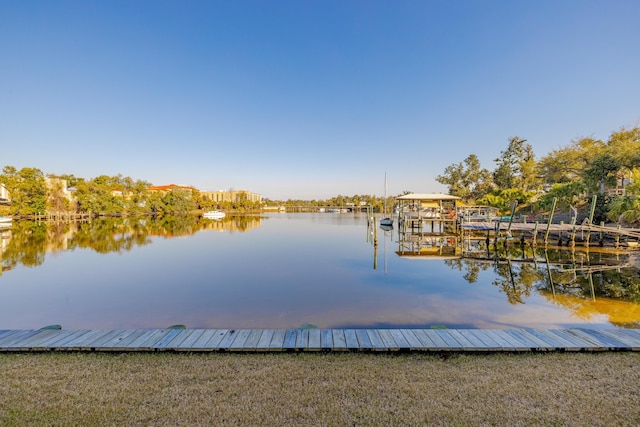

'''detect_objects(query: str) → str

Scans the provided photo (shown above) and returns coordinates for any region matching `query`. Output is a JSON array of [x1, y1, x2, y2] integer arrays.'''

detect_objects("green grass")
[[1, 352, 639, 426]]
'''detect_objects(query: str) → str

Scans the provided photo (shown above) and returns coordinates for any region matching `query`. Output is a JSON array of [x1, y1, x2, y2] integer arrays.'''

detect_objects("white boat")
[[380, 173, 393, 227], [203, 210, 226, 219]]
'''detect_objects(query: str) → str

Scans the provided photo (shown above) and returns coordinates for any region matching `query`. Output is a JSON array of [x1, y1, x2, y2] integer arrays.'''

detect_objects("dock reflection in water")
[[1, 213, 639, 330]]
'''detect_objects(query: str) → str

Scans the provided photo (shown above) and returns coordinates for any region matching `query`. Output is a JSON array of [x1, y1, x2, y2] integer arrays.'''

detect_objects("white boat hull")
[[203, 211, 226, 219]]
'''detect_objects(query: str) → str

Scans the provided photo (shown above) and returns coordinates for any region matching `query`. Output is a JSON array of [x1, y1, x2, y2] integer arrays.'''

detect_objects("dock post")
[[585, 195, 597, 247], [599, 221, 605, 246], [544, 198, 557, 246], [532, 222, 539, 247]]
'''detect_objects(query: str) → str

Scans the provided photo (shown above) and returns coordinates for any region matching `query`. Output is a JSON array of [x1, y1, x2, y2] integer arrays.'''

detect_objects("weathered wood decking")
[[1, 328, 639, 353]]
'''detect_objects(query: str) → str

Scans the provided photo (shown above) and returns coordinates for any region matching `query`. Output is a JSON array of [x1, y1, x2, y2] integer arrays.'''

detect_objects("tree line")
[[435, 126, 640, 224], [2, 125, 638, 221], [0, 168, 262, 217]]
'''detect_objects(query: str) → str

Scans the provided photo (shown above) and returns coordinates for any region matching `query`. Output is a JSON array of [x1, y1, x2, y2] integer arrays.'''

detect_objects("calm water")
[[0, 213, 639, 330]]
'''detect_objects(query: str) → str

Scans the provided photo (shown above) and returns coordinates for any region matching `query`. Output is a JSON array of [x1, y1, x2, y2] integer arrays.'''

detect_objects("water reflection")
[[441, 242, 639, 327], [0, 215, 263, 272], [0, 213, 639, 330], [369, 218, 640, 328]]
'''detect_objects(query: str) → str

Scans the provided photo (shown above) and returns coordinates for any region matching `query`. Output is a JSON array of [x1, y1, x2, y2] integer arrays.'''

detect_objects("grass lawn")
[[1, 351, 639, 426]]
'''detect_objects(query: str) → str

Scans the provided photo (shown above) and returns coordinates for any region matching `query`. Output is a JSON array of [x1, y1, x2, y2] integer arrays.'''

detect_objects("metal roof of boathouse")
[[396, 193, 461, 201]]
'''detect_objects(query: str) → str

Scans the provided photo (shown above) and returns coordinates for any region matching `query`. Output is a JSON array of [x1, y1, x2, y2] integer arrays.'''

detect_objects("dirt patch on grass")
[[1, 352, 639, 426]]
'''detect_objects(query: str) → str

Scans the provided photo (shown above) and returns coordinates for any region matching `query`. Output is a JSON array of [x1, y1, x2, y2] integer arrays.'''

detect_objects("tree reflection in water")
[[445, 244, 640, 327], [0, 215, 262, 270]]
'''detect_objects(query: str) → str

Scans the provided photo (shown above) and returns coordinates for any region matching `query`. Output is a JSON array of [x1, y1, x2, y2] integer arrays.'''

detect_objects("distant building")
[[607, 177, 634, 197], [0, 183, 9, 205], [148, 184, 196, 193], [44, 178, 74, 201], [200, 190, 262, 204]]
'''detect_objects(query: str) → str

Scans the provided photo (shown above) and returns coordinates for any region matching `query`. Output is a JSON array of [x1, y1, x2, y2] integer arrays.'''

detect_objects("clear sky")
[[1, 1, 639, 200]]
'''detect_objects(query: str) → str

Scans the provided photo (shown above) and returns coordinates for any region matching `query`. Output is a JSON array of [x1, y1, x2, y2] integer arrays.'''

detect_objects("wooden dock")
[[1, 328, 639, 353]]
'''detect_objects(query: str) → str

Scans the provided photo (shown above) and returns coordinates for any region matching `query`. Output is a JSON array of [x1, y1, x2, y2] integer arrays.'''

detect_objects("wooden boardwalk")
[[1, 328, 639, 353]]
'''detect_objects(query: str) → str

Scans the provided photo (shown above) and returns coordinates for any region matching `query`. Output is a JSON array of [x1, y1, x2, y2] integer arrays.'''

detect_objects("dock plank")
[[42, 329, 91, 350], [411, 329, 439, 350], [468, 330, 502, 351], [295, 329, 309, 350], [510, 329, 556, 350], [176, 329, 206, 349], [98, 330, 146, 351], [256, 329, 275, 350], [500, 329, 543, 350], [307, 329, 321, 351], [331, 329, 347, 351], [566, 329, 625, 350], [109, 330, 149, 351], [0, 330, 40, 348], [152, 329, 187, 350], [14, 330, 63, 349], [544, 329, 592, 351], [433, 330, 464, 350], [36, 330, 91, 350], [377, 329, 398, 350], [229, 329, 252, 351], [242, 329, 264, 351], [218, 330, 241, 350], [366, 330, 387, 351], [203, 329, 230, 350], [355, 330, 372, 349], [123, 329, 167, 350], [283, 329, 297, 350], [321, 329, 333, 350], [64, 330, 112, 350], [482, 329, 529, 351], [423, 329, 455, 349], [446, 329, 479, 350], [596, 329, 640, 350], [344, 329, 359, 349], [269, 329, 286, 351], [189, 329, 219, 350], [399, 329, 425, 350], [388, 329, 411, 350], [162, 329, 194, 349], [524, 329, 570, 350]]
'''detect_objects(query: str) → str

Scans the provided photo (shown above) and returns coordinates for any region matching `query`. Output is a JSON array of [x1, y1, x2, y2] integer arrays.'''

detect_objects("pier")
[[0, 327, 639, 353], [389, 193, 640, 250]]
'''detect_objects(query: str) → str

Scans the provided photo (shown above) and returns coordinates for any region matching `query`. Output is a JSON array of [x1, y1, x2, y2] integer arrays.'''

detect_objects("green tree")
[[537, 137, 606, 185], [584, 153, 621, 195], [493, 136, 537, 191], [607, 197, 640, 224], [0, 166, 47, 215], [535, 182, 586, 212], [436, 154, 492, 201], [607, 127, 640, 170]]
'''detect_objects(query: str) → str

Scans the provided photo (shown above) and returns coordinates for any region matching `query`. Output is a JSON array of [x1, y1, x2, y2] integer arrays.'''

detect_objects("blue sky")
[[1, 1, 639, 200]]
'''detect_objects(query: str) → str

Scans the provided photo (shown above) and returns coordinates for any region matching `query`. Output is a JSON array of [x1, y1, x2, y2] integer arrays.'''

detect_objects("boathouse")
[[396, 193, 461, 231]]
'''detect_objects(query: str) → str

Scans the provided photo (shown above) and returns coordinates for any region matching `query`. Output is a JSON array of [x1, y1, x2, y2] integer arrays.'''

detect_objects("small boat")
[[203, 210, 226, 219], [380, 173, 393, 227], [380, 217, 393, 227]]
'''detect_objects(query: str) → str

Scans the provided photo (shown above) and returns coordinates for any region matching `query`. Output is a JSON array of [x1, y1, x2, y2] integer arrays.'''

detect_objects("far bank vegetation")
[[1, 126, 639, 224]]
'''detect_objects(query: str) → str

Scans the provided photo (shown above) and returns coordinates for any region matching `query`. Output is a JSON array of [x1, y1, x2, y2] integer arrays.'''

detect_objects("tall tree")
[[584, 153, 621, 195], [493, 136, 537, 191], [436, 154, 492, 201]]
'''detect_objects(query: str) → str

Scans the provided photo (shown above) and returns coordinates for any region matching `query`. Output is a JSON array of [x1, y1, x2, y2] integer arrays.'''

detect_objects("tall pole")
[[544, 198, 557, 246]]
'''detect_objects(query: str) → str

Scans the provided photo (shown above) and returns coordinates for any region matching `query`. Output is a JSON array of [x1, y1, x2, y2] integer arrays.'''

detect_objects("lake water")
[[1, 213, 639, 330]]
